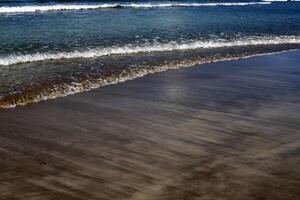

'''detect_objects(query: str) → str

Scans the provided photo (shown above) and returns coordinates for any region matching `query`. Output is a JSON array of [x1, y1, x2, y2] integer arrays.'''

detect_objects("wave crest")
[[0, 2, 271, 13], [1, 36, 300, 66]]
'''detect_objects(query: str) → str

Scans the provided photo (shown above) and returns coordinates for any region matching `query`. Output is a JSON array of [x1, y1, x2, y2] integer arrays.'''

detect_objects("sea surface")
[[0, 0, 300, 108]]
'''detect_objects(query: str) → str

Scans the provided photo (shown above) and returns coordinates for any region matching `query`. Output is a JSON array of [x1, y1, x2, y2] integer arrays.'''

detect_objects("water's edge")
[[1, 44, 299, 110]]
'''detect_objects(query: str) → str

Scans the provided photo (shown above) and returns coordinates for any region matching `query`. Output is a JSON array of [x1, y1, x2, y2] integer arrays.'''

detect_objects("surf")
[[1, 36, 300, 66], [0, 2, 272, 14]]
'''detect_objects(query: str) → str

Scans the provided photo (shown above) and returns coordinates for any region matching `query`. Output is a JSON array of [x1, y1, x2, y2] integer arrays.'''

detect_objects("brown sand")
[[0, 51, 300, 200]]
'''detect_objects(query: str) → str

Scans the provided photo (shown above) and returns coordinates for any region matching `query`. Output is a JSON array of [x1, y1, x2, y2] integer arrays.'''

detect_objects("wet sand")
[[0, 51, 300, 200]]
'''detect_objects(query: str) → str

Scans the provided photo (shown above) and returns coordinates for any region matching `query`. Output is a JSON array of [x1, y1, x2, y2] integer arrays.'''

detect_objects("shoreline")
[[1, 45, 300, 109], [0, 51, 300, 200]]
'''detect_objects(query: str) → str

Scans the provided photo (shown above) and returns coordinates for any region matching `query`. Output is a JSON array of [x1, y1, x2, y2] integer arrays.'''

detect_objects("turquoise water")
[[0, 0, 300, 107]]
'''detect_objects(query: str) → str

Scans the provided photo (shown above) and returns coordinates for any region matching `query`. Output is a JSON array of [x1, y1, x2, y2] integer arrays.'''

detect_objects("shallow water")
[[0, 0, 300, 108]]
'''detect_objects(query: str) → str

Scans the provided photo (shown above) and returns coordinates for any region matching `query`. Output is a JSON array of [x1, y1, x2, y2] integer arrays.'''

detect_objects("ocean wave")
[[262, 0, 300, 2], [0, 36, 300, 66], [0, 2, 271, 13], [262, 0, 288, 2]]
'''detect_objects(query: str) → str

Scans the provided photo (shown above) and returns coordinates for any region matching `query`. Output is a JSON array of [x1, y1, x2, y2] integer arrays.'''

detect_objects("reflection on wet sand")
[[0, 51, 299, 200]]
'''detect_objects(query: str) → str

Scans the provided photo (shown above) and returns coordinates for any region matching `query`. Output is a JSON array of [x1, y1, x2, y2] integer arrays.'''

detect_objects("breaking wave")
[[262, 0, 300, 2], [1, 36, 300, 66], [262, 0, 288, 2], [0, 2, 272, 13]]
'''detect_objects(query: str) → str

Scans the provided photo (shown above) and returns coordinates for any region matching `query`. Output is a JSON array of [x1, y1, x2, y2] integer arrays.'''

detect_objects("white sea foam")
[[262, 0, 288, 2], [0, 2, 271, 13], [0, 36, 299, 66]]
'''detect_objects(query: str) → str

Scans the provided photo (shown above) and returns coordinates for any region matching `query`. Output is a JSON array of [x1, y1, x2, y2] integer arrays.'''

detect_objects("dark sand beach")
[[0, 51, 300, 200]]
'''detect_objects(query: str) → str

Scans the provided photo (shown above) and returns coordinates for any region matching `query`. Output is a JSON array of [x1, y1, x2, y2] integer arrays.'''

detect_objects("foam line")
[[0, 2, 271, 13], [0, 36, 299, 66], [262, 0, 288, 2]]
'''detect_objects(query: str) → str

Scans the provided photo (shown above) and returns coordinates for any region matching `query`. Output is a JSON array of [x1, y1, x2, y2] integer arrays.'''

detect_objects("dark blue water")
[[0, 0, 300, 108]]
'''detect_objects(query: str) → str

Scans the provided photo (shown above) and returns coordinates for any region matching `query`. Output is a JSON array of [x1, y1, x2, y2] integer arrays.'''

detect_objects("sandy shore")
[[0, 51, 300, 200]]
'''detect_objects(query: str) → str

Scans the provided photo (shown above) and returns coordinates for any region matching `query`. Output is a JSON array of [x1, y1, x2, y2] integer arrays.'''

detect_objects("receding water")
[[0, 0, 300, 108]]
